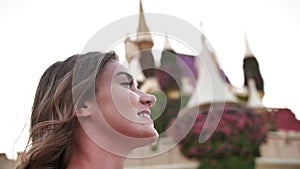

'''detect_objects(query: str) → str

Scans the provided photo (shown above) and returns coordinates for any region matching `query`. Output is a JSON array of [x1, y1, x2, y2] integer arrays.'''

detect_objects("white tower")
[[244, 34, 264, 108], [247, 79, 264, 108], [187, 31, 237, 108]]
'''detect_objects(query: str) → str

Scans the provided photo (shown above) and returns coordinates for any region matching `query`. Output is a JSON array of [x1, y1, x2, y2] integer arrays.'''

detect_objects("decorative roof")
[[163, 33, 174, 52], [244, 33, 253, 57], [243, 56, 264, 94], [187, 33, 237, 108], [137, 0, 149, 33], [136, 0, 152, 43], [271, 108, 300, 131]]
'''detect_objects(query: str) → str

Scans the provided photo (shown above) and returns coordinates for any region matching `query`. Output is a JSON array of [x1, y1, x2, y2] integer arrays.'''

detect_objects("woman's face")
[[93, 60, 158, 140]]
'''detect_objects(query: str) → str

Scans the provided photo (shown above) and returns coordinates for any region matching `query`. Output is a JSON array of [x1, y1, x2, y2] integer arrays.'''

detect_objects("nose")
[[139, 92, 156, 107]]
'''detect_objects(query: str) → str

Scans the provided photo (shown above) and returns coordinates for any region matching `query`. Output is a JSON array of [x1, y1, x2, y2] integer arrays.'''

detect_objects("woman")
[[17, 51, 158, 169]]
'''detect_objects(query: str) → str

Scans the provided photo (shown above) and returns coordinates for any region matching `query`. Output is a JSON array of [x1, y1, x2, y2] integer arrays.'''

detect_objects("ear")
[[76, 99, 98, 118]]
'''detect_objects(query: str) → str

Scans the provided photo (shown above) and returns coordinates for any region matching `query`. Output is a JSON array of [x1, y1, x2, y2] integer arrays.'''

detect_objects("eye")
[[120, 81, 133, 88]]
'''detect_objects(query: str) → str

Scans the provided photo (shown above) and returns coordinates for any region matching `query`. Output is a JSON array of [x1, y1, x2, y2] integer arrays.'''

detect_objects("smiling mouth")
[[137, 110, 151, 119]]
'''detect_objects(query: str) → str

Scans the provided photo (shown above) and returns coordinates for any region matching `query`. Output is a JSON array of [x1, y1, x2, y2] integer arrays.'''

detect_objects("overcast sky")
[[1, 0, 300, 158]]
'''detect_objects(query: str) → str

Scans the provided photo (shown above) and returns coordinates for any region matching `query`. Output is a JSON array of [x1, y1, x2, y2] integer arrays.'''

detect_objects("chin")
[[131, 135, 158, 149], [129, 128, 159, 148]]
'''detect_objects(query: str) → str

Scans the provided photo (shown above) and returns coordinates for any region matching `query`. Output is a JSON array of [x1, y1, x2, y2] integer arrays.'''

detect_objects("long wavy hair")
[[17, 51, 118, 169]]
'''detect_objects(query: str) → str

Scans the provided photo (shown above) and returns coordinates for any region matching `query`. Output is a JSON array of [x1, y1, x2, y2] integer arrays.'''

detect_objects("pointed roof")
[[135, 0, 153, 44], [244, 33, 253, 57], [163, 33, 175, 52], [187, 32, 237, 108], [200, 23, 231, 84], [137, 0, 150, 33]]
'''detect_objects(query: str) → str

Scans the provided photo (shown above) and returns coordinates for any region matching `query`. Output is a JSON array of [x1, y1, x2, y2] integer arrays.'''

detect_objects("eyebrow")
[[114, 72, 134, 80]]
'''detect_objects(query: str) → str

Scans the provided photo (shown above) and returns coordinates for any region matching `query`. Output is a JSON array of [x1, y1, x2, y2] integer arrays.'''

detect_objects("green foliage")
[[150, 90, 190, 134]]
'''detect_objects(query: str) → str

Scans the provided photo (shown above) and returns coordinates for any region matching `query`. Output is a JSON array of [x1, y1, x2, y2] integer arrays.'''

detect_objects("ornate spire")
[[137, 0, 150, 33], [124, 35, 139, 64], [135, 0, 153, 46], [244, 33, 253, 57], [243, 56, 265, 99], [200, 23, 231, 84], [187, 32, 237, 108], [243, 34, 264, 98], [163, 33, 175, 52]]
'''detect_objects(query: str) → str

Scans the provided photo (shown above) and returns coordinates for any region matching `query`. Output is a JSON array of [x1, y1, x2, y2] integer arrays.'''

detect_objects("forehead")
[[103, 60, 128, 75], [98, 60, 129, 79]]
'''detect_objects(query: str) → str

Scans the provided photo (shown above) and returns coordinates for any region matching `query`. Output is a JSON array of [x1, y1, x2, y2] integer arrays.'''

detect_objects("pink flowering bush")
[[170, 102, 270, 169]]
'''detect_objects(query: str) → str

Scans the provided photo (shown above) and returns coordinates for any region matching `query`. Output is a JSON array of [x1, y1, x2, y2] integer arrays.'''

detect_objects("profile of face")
[[77, 60, 158, 154]]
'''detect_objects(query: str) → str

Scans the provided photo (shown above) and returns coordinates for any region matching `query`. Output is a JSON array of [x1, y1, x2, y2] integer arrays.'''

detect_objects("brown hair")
[[17, 51, 118, 169]]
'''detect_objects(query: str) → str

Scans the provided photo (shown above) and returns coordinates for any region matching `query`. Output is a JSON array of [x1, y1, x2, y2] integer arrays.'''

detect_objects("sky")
[[1, 0, 300, 159]]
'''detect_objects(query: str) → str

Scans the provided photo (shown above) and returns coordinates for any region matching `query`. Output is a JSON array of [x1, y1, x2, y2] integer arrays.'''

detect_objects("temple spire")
[[135, 0, 153, 46], [244, 33, 253, 57], [243, 33, 265, 99], [163, 33, 175, 52], [187, 31, 237, 108], [137, 0, 150, 33]]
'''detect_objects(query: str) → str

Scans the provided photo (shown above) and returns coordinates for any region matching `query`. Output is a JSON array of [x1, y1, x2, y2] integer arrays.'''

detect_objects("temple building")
[[124, 1, 300, 169], [2, 1, 300, 169]]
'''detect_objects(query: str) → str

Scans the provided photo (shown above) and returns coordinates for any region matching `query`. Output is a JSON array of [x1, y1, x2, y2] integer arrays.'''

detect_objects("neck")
[[67, 124, 127, 169]]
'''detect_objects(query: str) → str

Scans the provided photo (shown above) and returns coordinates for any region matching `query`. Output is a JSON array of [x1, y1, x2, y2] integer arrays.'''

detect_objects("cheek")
[[111, 88, 140, 117]]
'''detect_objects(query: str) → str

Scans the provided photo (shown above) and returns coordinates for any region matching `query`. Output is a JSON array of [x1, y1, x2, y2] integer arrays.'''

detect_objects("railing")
[[256, 131, 300, 169]]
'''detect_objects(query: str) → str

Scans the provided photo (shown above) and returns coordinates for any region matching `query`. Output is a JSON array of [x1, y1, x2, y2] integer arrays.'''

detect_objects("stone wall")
[[256, 131, 300, 169], [0, 153, 20, 169]]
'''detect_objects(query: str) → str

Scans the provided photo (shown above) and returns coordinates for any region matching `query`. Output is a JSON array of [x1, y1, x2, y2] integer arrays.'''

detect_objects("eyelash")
[[120, 81, 133, 88]]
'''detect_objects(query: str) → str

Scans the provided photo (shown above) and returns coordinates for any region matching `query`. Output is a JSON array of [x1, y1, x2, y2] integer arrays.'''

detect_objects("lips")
[[137, 110, 152, 119]]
